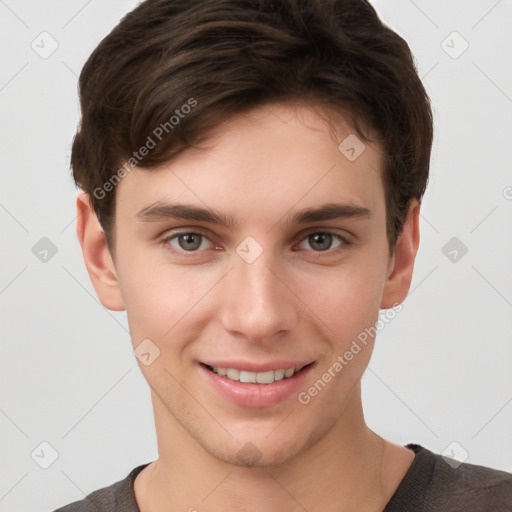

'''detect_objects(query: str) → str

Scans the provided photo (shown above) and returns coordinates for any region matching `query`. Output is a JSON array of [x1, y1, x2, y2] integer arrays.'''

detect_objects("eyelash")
[[160, 229, 351, 258]]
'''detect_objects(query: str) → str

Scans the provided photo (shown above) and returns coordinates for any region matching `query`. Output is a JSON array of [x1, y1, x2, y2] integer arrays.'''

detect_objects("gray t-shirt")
[[53, 444, 512, 511]]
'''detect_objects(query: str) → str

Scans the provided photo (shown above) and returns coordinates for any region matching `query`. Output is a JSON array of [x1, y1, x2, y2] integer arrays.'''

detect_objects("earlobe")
[[380, 199, 420, 309], [76, 192, 125, 311]]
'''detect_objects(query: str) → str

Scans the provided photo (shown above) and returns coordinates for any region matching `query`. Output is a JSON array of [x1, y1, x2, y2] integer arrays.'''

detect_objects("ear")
[[76, 192, 125, 311], [380, 199, 420, 309]]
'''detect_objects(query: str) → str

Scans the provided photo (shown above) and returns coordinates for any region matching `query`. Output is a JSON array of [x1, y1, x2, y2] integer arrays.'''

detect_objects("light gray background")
[[1, 1, 511, 510]]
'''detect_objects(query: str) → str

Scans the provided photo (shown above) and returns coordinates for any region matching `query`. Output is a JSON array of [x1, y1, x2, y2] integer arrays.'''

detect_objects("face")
[[82, 101, 416, 468]]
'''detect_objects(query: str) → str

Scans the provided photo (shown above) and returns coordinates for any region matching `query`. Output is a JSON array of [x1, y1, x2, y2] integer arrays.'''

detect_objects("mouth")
[[199, 360, 316, 408], [198, 359, 316, 409], [201, 361, 315, 384]]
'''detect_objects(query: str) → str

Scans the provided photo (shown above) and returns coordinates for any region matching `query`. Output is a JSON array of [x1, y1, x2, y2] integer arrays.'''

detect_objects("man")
[[54, 0, 512, 510]]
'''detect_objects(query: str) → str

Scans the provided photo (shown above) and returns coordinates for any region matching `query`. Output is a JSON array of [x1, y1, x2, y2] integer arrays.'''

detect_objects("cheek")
[[302, 262, 385, 338], [296, 268, 383, 409], [117, 253, 219, 346]]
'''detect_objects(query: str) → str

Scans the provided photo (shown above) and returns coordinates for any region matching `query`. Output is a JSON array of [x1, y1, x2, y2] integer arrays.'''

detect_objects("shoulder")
[[386, 444, 512, 512], [52, 463, 150, 512], [431, 452, 512, 510]]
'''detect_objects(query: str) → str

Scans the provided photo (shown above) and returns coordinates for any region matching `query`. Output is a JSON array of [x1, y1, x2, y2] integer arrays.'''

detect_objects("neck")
[[134, 385, 408, 512]]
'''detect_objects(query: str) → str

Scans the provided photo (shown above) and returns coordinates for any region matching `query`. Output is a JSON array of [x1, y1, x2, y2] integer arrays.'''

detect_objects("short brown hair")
[[71, 0, 433, 254]]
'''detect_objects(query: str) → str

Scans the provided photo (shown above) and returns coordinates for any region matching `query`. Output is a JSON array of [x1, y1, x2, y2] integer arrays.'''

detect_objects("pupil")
[[310, 233, 331, 251], [179, 234, 201, 251]]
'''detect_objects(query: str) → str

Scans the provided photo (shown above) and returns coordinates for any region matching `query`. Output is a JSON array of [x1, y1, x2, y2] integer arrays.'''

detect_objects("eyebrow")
[[136, 201, 371, 229]]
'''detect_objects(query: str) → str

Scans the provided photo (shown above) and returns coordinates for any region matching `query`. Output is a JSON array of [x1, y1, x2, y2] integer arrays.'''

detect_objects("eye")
[[164, 232, 213, 253], [298, 231, 348, 253], [161, 229, 350, 257]]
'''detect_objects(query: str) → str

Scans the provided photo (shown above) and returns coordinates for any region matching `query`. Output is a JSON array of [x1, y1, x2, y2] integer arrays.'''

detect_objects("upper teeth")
[[212, 367, 296, 384]]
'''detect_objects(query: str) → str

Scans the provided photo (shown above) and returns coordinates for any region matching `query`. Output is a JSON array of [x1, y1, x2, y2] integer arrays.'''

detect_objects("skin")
[[77, 101, 419, 511]]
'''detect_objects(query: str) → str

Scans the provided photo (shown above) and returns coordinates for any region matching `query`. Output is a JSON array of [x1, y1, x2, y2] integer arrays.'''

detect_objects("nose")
[[219, 246, 298, 344]]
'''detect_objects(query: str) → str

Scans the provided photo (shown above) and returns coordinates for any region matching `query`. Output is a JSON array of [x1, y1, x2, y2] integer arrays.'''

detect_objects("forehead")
[[115, 101, 385, 226]]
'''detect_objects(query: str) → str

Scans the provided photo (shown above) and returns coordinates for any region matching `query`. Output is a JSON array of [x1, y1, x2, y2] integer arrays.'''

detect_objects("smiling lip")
[[200, 360, 313, 373], [199, 360, 316, 408]]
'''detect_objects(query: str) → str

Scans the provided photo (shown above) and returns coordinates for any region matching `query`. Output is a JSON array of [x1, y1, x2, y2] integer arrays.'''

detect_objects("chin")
[[203, 434, 310, 470]]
